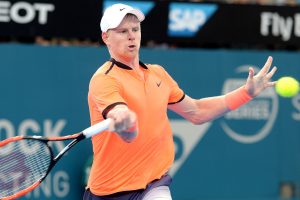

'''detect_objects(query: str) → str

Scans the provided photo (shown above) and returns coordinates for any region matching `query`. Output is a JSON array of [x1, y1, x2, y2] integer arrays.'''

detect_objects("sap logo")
[[103, 0, 154, 16], [0, 1, 54, 25], [168, 3, 217, 37]]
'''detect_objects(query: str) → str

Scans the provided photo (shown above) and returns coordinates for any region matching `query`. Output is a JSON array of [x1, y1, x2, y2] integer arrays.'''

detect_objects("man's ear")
[[102, 32, 108, 44]]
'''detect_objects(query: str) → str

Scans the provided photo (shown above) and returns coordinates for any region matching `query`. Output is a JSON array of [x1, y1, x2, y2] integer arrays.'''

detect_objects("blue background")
[[0, 44, 299, 200]]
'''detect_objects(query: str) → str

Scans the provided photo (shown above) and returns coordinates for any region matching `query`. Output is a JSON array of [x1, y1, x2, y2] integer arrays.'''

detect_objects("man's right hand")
[[107, 105, 137, 142]]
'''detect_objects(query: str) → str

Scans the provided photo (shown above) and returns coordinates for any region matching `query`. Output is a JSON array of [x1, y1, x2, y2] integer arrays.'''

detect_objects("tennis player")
[[83, 3, 277, 200]]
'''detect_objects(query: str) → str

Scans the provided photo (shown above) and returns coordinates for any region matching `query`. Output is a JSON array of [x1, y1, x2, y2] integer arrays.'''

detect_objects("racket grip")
[[83, 118, 112, 138]]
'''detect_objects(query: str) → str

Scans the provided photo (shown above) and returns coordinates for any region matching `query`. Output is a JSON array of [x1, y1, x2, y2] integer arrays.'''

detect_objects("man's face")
[[103, 15, 141, 61]]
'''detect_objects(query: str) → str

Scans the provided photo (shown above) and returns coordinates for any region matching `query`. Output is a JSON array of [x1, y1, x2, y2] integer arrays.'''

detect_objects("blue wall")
[[0, 44, 299, 200]]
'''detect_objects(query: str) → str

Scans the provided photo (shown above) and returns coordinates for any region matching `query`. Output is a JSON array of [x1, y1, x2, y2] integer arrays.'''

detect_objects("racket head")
[[0, 136, 53, 199]]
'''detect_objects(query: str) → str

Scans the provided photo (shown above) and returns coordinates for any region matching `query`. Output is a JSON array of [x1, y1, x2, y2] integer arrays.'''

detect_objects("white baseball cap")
[[100, 3, 145, 32]]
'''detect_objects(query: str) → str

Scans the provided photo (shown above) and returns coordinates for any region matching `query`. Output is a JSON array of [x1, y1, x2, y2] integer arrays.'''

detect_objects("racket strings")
[[0, 139, 51, 198]]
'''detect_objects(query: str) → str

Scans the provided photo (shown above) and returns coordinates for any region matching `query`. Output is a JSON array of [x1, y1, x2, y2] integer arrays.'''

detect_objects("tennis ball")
[[275, 76, 299, 98]]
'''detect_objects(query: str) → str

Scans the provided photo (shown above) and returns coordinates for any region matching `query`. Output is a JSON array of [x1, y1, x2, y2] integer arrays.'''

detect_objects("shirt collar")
[[110, 58, 148, 70]]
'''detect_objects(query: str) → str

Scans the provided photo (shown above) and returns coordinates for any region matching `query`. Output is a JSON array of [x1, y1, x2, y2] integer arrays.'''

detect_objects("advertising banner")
[[0, 0, 102, 39], [1, 0, 300, 48]]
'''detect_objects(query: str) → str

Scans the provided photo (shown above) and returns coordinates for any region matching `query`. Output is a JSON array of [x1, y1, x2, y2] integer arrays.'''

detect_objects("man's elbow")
[[188, 116, 207, 125], [187, 113, 217, 125]]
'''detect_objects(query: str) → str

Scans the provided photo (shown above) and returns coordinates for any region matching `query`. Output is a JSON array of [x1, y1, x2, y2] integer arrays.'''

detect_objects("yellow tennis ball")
[[275, 76, 299, 98]]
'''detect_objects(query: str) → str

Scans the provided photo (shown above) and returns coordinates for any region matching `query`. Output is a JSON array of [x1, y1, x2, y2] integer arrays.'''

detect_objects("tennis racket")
[[0, 118, 111, 200]]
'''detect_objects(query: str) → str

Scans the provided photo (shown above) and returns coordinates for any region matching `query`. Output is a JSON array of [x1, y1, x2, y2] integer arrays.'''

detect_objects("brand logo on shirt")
[[120, 8, 125, 11], [156, 80, 162, 87]]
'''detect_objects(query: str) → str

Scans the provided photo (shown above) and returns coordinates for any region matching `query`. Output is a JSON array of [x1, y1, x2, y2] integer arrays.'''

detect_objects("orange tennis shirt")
[[87, 58, 185, 196]]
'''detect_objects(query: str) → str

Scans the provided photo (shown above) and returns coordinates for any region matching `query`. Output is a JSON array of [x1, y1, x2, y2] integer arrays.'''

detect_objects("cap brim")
[[127, 9, 145, 22], [109, 9, 145, 30]]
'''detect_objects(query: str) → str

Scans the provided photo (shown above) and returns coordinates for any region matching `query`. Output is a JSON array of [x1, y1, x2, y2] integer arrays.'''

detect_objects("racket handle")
[[82, 118, 111, 138]]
